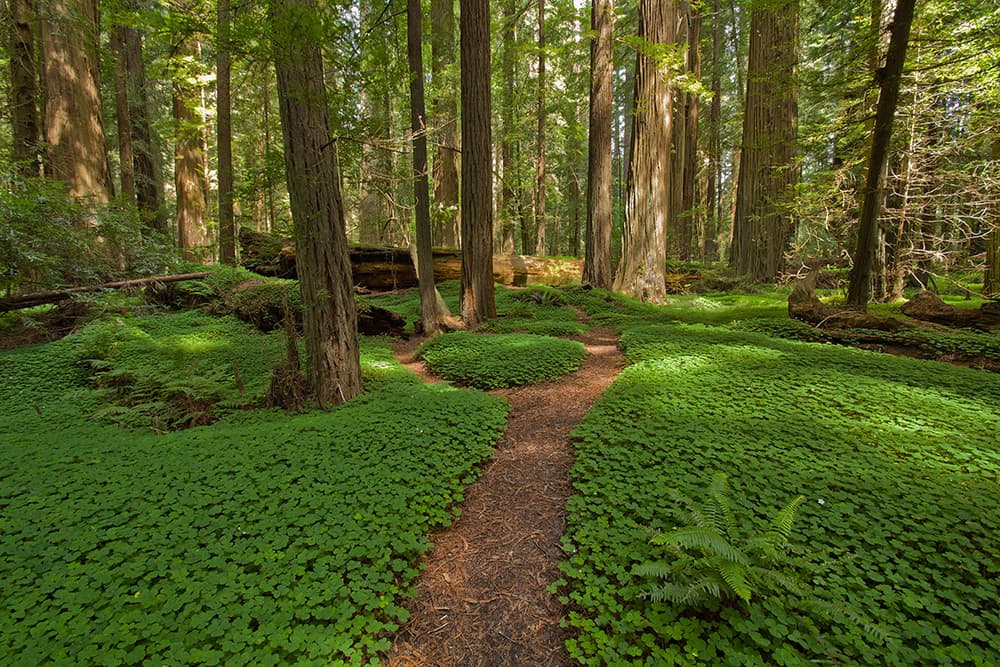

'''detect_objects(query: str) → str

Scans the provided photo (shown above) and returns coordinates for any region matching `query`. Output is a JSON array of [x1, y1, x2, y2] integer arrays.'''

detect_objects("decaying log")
[[788, 269, 904, 330], [239, 230, 582, 289], [0, 273, 212, 313], [901, 291, 1000, 330]]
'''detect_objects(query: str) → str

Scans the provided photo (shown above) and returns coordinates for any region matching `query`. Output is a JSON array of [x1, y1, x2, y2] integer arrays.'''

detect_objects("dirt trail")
[[386, 326, 624, 667]]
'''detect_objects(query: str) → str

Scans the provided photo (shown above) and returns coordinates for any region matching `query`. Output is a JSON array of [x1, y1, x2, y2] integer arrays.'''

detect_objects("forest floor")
[[385, 324, 625, 667]]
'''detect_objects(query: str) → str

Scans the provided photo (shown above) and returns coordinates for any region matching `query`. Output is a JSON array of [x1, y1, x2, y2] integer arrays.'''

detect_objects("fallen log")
[[0, 272, 212, 313], [240, 230, 582, 289], [901, 290, 1000, 331], [788, 269, 904, 330]]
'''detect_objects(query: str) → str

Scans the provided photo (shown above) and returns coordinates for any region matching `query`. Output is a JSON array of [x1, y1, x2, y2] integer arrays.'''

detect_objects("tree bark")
[[533, 0, 548, 256], [217, 0, 236, 265], [431, 0, 461, 248], [172, 37, 210, 260], [613, 0, 675, 303], [498, 0, 518, 255], [583, 0, 614, 288], [459, 0, 496, 325], [39, 0, 112, 202], [111, 25, 135, 202], [704, 0, 721, 264], [408, 0, 442, 334], [986, 137, 1000, 298], [846, 0, 916, 307], [730, 0, 799, 282], [8, 0, 41, 175], [272, 0, 362, 405], [679, 5, 701, 261]]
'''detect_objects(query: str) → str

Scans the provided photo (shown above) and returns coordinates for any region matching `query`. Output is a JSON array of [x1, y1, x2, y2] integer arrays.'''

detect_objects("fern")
[[635, 473, 804, 607]]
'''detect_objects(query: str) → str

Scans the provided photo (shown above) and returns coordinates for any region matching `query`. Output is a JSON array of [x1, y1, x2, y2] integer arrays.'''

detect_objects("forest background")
[[2, 0, 998, 304]]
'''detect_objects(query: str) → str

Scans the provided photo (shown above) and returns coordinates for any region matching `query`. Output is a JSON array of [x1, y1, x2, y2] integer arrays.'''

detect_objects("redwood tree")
[[459, 0, 495, 325], [583, 0, 614, 288], [217, 0, 236, 264], [730, 0, 799, 282], [271, 0, 362, 405], [613, 0, 675, 303], [8, 0, 41, 175], [431, 0, 460, 248]]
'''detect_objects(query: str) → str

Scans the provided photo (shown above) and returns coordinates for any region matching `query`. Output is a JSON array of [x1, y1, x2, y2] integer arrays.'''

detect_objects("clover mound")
[[418, 330, 587, 389]]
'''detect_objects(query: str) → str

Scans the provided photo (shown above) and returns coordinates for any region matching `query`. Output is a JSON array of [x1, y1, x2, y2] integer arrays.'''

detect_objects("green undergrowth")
[[1, 312, 509, 665], [557, 317, 1000, 665], [418, 330, 587, 389]]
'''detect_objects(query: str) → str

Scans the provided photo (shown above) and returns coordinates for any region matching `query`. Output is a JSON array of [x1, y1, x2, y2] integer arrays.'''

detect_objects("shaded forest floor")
[[386, 325, 624, 667]]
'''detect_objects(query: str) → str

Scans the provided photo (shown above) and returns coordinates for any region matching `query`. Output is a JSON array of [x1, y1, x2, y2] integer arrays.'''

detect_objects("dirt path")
[[386, 326, 624, 667]]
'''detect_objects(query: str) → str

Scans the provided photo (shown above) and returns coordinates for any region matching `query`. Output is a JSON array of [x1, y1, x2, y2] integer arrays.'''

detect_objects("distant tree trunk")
[[533, 0, 548, 256], [431, 0, 460, 248], [459, 0, 495, 325], [730, 0, 799, 281], [39, 0, 112, 201], [172, 38, 210, 260], [408, 0, 442, 333], [583, 0, 613, 287], [118, 5, 162, 229], [217, 0, 236, 264], [498, 0, 517, 255], [679, 5, 701, 261], [8, 0, 41, 175], [613, 0, 674, 303], [983, 138, 1000, 298], [704, 0, 721, 264], [111, 26, 135, 201], [272, 0, 362, 405], [847, 0, 917, 307], [668, 3, 688, 259]]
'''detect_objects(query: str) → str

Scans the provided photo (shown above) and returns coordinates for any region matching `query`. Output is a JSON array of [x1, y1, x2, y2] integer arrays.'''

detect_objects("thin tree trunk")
[[982, 139, 1000, 297], [847, 0, 917, 307], [431, 0, 460, 248], [408, 0, 442, 333], [704, 0, 721, 264], [583, 0, 613, 287], [533, 0, 547, 256], [111, 26, 135, 202], [459, 0, 495, 325], [8, 0, 41, 175], [217, 0, 236, 264], [499, 0, 517, 255], [730, 0, 799, 281], [40, 0, 112, 202], [668, 3, 688, 259], [680, 5, 701, 261], [613, 0, 674, 303], [271, 0, 362, 405]]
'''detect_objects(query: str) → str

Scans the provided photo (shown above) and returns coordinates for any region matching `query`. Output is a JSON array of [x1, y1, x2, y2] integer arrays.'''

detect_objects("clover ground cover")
[[559, 319, 999, 665], [0, 312, 508, 665]]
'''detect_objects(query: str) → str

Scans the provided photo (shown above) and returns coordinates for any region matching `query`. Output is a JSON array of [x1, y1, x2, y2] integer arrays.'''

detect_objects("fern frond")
[[749, 565, 803, 597], [707, 473, 740, 537], [652, 526, 750, 566], [803, 598, 897, 645], [632, 560, 681, 580], [668, 487, 706, 527], [679, 576, 724, 604], [760, 494, 806, 548], [645, 582, 695, 604], [715, 559, 752, 603]]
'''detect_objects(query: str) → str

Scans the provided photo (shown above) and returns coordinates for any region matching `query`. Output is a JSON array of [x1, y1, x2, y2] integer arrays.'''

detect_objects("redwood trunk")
[[459, 0, 496, 325], [613, 0, 675, 303], [583, 0, 614, 288], [272, 0, 362, 405], [431, 0, 461, 248], [172, 38, 209, 260], [217, 0, 236, 264], [533, 0, 548, 256], [9, 0, 41, 174], [499, 0, 517, 255]]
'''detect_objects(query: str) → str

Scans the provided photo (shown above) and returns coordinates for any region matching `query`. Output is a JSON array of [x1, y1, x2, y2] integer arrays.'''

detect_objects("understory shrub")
[[0, 316, 509, 665], [418, 330, 587, 389]]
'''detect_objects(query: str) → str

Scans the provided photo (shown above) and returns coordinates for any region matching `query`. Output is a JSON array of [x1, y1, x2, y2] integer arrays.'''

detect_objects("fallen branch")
[[0, 272, 212, 313]]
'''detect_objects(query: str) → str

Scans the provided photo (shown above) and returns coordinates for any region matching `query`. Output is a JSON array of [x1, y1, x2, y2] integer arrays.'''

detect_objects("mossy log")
[[788, 269, 904, 330], [0, 272, 212, 312]]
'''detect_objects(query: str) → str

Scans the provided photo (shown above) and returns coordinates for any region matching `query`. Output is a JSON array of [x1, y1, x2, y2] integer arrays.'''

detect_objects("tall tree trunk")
[[730, 0, 798, 282], [111, 26, 135, 202], [40, 0, 112, 202], [217, 0, 236, 264], [704, 0, 721, 264], [498, 0, 517, 255], [271, 0, 362, 405], [431, 0, 460, 248], [613, 0, 675, 303], [583, 0, 614, 287], [982, 138, 1000, 297], [408, 0, 442, 333], [668, 2, 688, 259], [679, 5, 700, 261], [459, 0, 495, 325], [846, 0, 917, 307], [533, 0, 547, 256], [119, 6, 162, 229], [8, 0, 41, 175], [172, 38, 210, 260]]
